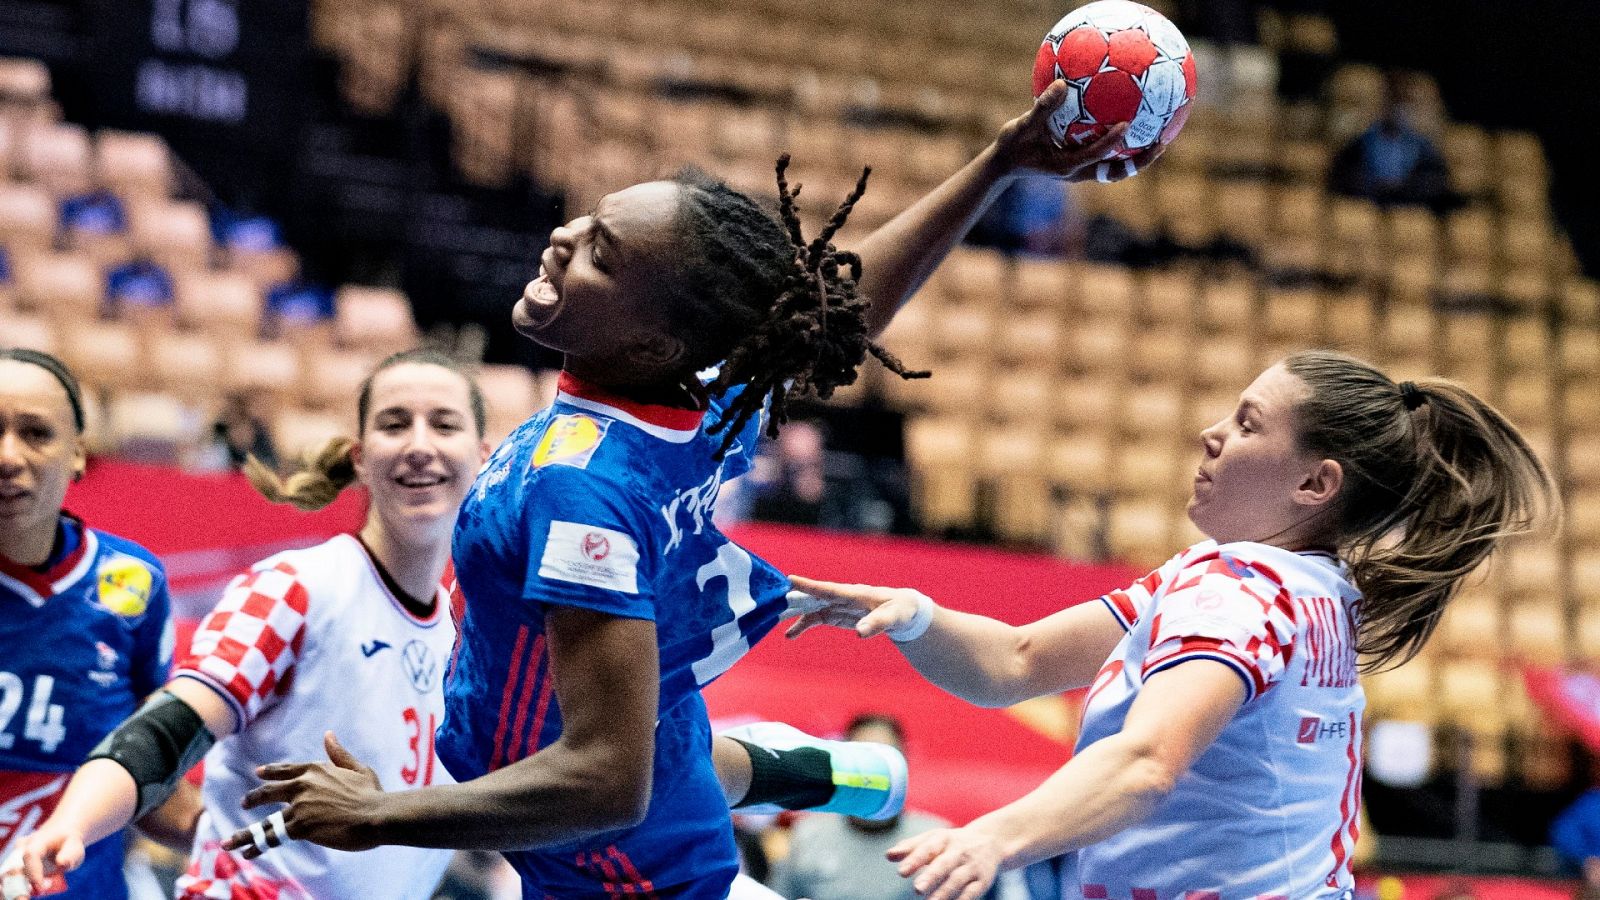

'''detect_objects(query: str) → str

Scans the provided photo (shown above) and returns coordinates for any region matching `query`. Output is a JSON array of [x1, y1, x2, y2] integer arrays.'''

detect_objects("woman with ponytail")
[[12, 349, 493, 900], [784, 350, 1557, 900]]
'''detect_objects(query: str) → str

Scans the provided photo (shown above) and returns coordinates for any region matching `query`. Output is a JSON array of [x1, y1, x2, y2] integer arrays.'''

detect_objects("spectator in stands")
[[59, 189, 126, 239], [1551, 786, 1600, 886], [105, 259, 174, 314], [746, 420, 828, 526], [203, 391, 277, 472], [1328, 73, 1459, 212], [768, 715, 947, 900], [967, 176, 1075, 256]]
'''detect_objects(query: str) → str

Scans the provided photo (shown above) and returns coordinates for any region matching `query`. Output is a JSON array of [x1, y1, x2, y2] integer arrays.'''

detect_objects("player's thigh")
[[727, 872, 786, 900]]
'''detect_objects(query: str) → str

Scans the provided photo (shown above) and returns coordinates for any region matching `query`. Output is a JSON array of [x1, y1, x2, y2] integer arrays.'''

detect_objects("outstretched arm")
[[888, 661, 1245, 900], [853, 80, 1162, 337], [226, 607, 659, 855], [786, 575, 1126, 707], [10, 677, 235, 893]]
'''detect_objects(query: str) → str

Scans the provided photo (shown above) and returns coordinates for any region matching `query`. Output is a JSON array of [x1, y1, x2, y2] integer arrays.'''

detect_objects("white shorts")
[[728, 872, 786, 900]]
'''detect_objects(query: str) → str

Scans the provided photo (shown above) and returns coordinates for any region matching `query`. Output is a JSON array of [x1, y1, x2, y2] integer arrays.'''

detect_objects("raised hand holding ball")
[[1033, 0, 1197, 160]]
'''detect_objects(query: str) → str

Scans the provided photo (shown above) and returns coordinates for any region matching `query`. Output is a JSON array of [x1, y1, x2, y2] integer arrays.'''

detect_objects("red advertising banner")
[[63, 461, 1139, 824]]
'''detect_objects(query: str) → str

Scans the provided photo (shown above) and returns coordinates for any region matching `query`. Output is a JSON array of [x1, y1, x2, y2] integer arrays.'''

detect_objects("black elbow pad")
[[87, 689, 215, 821]]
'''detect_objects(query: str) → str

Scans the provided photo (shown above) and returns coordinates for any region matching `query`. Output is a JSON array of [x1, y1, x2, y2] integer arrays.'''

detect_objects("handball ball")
[[1033, 0, 1197, 159]]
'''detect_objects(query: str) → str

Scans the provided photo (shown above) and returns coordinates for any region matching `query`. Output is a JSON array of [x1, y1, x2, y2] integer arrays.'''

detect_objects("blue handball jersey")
[[0, 516, 175, 900], [439, 372, 789, 899]]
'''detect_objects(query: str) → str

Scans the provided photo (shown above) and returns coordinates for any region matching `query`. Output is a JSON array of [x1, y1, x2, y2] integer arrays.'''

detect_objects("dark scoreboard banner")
[[84, 0, 312, 202]]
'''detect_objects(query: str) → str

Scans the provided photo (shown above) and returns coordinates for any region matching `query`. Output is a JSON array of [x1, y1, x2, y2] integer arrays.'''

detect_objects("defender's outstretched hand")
[[223, 732, 387, 859], [887, 826, 1004, 900], [784, 575, 932, 641], [994, 80, 1165, 182]]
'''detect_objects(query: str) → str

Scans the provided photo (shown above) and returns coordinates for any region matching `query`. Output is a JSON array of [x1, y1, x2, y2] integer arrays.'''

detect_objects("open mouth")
[[519, 258, 564, 329], [395, 473, 449, 489]]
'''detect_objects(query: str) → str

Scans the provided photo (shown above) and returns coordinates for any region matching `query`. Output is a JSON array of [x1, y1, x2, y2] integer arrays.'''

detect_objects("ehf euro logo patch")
[[533, 414, 609, 469], [97, 556, 152, 617]]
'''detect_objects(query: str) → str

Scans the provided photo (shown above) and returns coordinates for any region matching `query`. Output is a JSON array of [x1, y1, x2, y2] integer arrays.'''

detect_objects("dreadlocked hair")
[[668, 155, 927, 458]]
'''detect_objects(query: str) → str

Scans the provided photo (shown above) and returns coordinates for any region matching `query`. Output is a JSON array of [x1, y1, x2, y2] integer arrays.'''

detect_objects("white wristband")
[[886, 593, 936, 643]]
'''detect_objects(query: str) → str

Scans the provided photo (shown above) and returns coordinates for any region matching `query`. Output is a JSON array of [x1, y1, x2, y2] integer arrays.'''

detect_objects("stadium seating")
[[0, 62, 541, 472]]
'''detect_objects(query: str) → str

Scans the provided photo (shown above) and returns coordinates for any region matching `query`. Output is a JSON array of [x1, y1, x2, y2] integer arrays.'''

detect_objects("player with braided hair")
[[215, 84, 1148, 899], [706, 158, 927, 455]]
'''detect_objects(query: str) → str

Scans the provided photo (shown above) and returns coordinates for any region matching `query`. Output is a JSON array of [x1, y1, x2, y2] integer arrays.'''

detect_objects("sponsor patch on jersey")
[[539, 521, 640, 593], [96, 555, 152, 617], [533, 414, 609, 469]]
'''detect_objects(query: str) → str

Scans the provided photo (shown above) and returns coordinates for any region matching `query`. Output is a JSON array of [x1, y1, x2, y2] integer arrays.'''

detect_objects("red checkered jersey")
[[173, 535, 456, 900], [1066, 540, 1364, 900]]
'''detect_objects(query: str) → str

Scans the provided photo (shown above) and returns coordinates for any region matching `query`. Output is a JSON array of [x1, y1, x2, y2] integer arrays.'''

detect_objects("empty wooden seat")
[[1105, 498, 1175, 567], [1052, 373, 1118, 434], [987, 369, 1056, 425], [0, 309, 57, 353], [993, 309, 1065, 368], [14, 250, 103, 321], [128, 199, 212, 271], [19, 122, 91, 196], [1261, 286, 1323, 341], [223, 340, 303, 402], [976, 423, 1051, 542], [105, 391, 199, 463], [147, 332, 224, 401], [302, 349, 381, 415], [904, 415, 977, 532], [1364, 656, 1436, 722], [94, 131, 172, 199], [175, 271, 263, 336], [273, 407, 352, 464], [0, 182, 55, 250], [60, 320, 142, 390], [1074, 264, 1139, 320], [334, 285, 419, 351]]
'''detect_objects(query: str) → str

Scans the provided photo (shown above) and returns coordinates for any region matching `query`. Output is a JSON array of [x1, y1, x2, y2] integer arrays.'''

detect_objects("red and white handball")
[[1032, 0, 1198, 159]]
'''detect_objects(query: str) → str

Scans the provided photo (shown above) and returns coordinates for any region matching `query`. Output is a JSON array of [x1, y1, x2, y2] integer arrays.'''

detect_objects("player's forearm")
[[853, 142, 1016, 337], [965, 731, 1176, 870], [894, 606, 1034, 708], [135, 778, 203, 851], [370, 743, 650, 851], [45, 759, 140, 848]]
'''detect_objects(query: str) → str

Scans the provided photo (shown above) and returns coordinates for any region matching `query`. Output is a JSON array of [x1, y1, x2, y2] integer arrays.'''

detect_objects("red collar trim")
[[556, 372, 705, 432], [0, 520, 93, 600]]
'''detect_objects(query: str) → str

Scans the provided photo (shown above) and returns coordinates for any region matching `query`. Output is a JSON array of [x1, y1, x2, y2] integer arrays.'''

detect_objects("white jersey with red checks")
[[172, 534, 456, 900], [1062, 540, 1364, 900]]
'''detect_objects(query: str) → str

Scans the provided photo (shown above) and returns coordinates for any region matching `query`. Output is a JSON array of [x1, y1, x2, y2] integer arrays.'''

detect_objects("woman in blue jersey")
[[0, 349, 195, 900], [784, 352, 1557, 900], [214, 83, 1152, 898]]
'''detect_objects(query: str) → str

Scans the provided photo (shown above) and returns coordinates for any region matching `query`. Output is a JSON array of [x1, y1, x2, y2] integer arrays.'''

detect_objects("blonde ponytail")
[[243, 437, 359, 512]]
